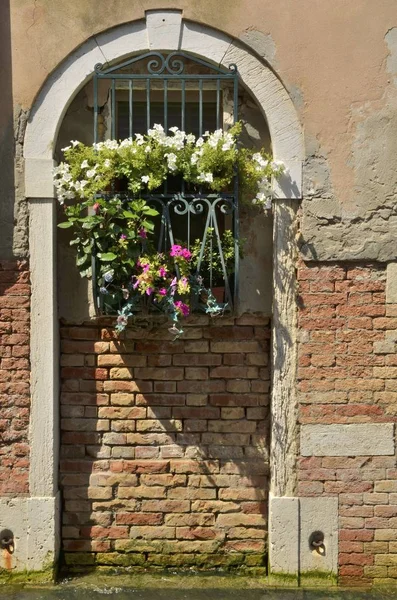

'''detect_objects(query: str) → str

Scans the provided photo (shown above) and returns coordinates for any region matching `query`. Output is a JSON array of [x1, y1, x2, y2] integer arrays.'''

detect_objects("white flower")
[[145, 145, 151, 153], [104, 139, 119, 150], [81, 160, 89, 169], [61, 146, 71, 152], [186, 133, 196, 144], [74, 180, 88, 192], [86, 168, 97, 178], [198, 172, 213, 183], [141, 175, 150, 183], [119, 138, 133, 148], [196, 137, 204, 147], [253, 191, 272, 210], [169, 126, 179, 133], [253, 153, 269, 169], [71, 140, 80, 147], [271, 159, 285, 171], [104, 159, 111, 168], [165, 153, 177, 171], [135, 133, 144, 145]]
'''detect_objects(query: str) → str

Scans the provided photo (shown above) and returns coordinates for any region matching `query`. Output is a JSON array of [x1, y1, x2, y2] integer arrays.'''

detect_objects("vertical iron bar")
[[233, 73, 239, 307], [164, 81, 168, 196], [216, 79, 220, 130], [93, 75, 98, 144], [181, 80, 186, 131], [199, 79, 203, 137], [181, 79, 186, 195], [129, 80, 133, 137], [163, 80, 168, 133], [111, 79, 116, 140], [146, 78, 151, 130]]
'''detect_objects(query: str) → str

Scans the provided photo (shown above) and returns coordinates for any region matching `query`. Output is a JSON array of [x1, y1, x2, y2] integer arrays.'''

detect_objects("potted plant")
[[54, 123, 284, 334], [190, 228, 244, 303]]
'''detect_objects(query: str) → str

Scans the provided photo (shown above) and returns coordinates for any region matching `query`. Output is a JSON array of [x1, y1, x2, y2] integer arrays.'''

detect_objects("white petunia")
[[81, 160, 89, 169], [71, 140, 80, 147], [165, 153, 177, 171], [104, 139, 119, 150], [61, 146, 71, 152], [141, 175, 150, 183], [104, 159, 111, 168], [198, 172, 213, 183]]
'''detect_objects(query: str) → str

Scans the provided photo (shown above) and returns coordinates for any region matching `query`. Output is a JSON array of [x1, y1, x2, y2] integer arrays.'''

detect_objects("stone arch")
[[23, 10, 303, 572]]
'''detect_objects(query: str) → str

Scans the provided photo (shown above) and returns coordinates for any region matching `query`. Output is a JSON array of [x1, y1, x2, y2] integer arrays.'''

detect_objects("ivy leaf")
[[58, 221, 73, 228], [98, 252, 117, 262], [143, 207, 159, 217], [76, 254, 90, 266]]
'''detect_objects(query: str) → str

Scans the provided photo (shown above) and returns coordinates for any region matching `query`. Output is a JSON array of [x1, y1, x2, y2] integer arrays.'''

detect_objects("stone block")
[[387, 263, 397, 304], [301, 423, 395, 457], [268, 495, 299, 575]]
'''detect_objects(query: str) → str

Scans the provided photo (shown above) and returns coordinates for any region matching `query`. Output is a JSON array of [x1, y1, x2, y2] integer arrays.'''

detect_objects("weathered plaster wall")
[[5, 0, 397, 260]]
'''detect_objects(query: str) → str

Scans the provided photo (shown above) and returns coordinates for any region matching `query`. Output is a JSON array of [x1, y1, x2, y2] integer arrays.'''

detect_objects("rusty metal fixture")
[[0, 529, 15, 553], [309, 530, 325, 555]]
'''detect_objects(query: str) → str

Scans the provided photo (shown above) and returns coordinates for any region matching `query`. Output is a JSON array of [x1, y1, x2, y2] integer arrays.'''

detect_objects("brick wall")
[[60, 314, 270, 571], [0, 260, 30, 496], [297, 262, 397, 586]]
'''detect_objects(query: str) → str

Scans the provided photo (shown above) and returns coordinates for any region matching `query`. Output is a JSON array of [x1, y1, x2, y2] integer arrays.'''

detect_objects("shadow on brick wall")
[[59, 313, 271, 573]]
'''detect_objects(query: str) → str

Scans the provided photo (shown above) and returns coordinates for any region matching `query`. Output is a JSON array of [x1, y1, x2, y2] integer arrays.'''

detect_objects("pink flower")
[[146, 287, 154, 296], [159, 266, 168, 277], [159, 288, 167, 296], [181, 248, 192, 260], [142, 263, 150, 273], [175, 300, 190, 317], [170, 244, 182, 257], [120, 234, 127, 240], [117, 314, 128, 326], [139, 228, 147, 239], [93, 202, 100, 214]]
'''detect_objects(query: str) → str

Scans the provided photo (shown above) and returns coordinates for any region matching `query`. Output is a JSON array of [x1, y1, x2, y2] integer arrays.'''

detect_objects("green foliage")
[[55, 124, 285, 333], [190, 228, 244, 287]]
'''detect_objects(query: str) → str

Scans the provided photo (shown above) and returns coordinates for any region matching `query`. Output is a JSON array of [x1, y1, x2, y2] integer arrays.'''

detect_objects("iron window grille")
[[92, 51, 240, 313]]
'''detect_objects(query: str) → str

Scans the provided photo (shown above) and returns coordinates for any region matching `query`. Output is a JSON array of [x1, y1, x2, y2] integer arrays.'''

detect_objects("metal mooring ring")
[[0, 529, 14, 552]]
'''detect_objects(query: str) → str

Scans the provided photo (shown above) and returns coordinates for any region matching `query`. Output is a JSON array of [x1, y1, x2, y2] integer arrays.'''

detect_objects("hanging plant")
[[54, 123, 285, 335]]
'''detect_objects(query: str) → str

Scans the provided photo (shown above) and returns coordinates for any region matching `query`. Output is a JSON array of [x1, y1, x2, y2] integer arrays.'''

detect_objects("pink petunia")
[[159, 288, 167, 296], [142, 263, 150, 273], [146, 287, 154, 295], [159, 266, 168, 278], [139, 228, 147, 239], [170, 244, 182, 257], [175, 300, 190, 317], [181, 248, 192, 260]]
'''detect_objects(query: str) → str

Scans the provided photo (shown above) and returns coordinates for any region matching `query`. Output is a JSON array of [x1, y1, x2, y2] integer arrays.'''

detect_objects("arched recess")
[[23, 10, 303, 572]]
